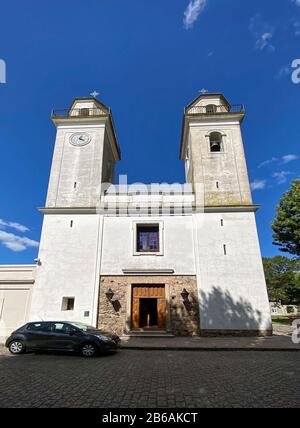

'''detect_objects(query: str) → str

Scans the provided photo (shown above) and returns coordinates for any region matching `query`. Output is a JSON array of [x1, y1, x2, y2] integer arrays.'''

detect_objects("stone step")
[[122, 331, 175, 338]]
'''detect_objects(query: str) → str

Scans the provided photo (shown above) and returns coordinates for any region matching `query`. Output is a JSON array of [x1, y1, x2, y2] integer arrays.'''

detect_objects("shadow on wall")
[[199, 286, 269, 336], [170, 291, 200, 336]]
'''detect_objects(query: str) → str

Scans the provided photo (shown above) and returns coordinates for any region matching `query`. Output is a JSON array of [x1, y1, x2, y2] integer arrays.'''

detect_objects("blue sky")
[[0, 0, 299, 263]]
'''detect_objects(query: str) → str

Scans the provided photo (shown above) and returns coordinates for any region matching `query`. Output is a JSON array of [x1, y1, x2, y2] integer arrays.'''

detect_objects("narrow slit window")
[[223, 244, 227, 255], [221, 219, 224, 227], [70, 220, 73, 228], [74, 182, 77, 189]]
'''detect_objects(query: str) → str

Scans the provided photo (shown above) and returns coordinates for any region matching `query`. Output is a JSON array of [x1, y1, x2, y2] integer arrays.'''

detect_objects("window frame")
[[133, 221, 164, 256]]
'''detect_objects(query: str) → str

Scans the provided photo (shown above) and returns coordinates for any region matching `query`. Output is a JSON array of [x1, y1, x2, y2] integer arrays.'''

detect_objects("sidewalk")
[[1, 328, 299, 354], [121, 327, 300, 351]]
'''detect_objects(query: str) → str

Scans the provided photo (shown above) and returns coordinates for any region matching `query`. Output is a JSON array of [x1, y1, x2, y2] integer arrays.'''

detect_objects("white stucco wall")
[[194, 212, 272, 332], [100, 215, 196, 275], [29, 214, 103, 326], [29, 209, 272, 334]]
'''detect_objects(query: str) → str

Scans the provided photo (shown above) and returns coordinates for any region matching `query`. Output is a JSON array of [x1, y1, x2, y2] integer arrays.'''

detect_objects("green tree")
[[263, 256, 300, 304], [272, 178, 300, 257]]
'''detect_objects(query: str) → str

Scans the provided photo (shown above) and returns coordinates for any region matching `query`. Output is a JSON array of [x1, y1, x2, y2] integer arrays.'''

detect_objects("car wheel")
[[8, 340, 25, 355], [80, 343, 97, 358]]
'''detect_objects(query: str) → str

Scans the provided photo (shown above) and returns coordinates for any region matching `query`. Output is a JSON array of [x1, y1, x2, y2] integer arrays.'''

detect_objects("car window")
[[27, 323, 51, 332], [51, 323, 75, 334]]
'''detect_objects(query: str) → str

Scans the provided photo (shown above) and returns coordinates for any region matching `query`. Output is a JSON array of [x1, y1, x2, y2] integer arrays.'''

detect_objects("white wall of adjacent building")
[[0, 265, 35, 343]]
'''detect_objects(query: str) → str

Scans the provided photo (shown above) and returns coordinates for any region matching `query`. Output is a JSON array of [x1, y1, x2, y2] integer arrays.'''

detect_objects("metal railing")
[[185, 104, 245, 115], [51, 107, 110, 118]]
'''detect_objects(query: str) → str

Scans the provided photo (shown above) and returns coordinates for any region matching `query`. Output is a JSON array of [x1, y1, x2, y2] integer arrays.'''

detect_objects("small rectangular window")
[[70, 220, 73, 228], [223, 244, 227, 255], [137, 224, 159, 253], [221, 219, 224, 227], [61, 297, 75, 311]]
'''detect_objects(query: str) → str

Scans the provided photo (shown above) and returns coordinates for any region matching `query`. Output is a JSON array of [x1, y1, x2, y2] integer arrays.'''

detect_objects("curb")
[[121, 346, 300, 352]]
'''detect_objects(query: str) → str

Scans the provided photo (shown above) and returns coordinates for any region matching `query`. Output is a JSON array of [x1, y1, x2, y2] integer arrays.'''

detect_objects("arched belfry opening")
[[209, 132, 223, 152]]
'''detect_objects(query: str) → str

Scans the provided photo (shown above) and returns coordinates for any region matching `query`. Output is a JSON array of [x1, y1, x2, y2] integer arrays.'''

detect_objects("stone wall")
[[98, 276, 199, 337]]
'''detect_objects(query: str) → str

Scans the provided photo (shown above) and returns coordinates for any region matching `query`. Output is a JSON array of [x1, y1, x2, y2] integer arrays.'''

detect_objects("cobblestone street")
[[0, 349, 299, 408]]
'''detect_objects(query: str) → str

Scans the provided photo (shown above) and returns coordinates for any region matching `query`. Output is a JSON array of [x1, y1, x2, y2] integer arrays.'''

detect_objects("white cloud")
[[275, 65, 291, 80], [282, 154, 299, 164], [258, 154, 298, 169], [249, 14, 275, 52], [0, 230, 39, 252], [293, 21, 300, 36], [293, 0, 300, 7], [251, 179, 267, 190], [0, 218, 39, 252], [272, 171, 294, 184], [0, 218, 29, 233], [258, 157, 278, 168], [256, 32, 275, 51], [183, 0, 207, 30]]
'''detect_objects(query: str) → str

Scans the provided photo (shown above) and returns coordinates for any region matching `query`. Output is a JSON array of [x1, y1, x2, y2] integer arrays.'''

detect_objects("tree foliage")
[[272, 178, 300, 257], [263, 256, 300, 304]]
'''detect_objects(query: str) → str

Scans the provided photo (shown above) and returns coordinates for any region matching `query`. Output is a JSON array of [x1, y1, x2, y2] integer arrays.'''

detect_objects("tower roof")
[[179, 93, 245, 160], [186, 93, 231, 110]]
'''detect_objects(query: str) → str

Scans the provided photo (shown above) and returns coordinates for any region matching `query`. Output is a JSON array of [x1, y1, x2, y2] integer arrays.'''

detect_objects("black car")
[[5, 321, 120, 357]]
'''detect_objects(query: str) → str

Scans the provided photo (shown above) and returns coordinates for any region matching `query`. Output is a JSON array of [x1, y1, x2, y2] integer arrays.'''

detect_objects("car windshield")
[[68, 322, 97, 332]]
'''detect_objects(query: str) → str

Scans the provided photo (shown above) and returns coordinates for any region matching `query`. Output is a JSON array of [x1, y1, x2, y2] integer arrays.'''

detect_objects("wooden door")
[[131, 285, 166, 330]]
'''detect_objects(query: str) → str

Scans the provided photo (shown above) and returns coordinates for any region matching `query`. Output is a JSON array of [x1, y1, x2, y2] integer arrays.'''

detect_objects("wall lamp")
[[181, 288, 190, 302], [105, 288, 114, 301]]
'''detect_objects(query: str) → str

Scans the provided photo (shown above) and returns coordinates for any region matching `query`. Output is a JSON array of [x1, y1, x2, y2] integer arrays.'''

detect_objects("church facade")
[[24, 93, 272, 337]]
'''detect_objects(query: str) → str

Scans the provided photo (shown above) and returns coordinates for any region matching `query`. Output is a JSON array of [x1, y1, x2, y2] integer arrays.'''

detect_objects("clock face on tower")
[[70, 132, 91, 147]]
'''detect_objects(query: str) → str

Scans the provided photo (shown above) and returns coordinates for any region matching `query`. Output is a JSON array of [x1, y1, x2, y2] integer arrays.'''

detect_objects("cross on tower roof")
[[200, 88, 209, 94], [90, 90, 100, 98]]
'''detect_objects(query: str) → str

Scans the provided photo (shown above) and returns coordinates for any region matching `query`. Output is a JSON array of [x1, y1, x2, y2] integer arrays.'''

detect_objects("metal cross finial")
[[200, 88, 209, 94], [90, 90, 100, 98]]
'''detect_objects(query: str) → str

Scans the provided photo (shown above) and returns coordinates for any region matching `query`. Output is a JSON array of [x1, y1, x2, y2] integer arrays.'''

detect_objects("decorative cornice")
[[39, 207, 97, 214], [0, 280, 35, 285], [39, 205, 260, 215], [0, 265, 36, 271], [122, 269, 175, 276], [204, 205, 260, 213]]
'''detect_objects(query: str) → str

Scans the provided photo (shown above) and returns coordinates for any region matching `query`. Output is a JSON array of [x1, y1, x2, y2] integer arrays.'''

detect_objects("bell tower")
[[180, 93, 252, 207], [30, 97, 121, 326], [47, 97, 121, 208]]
